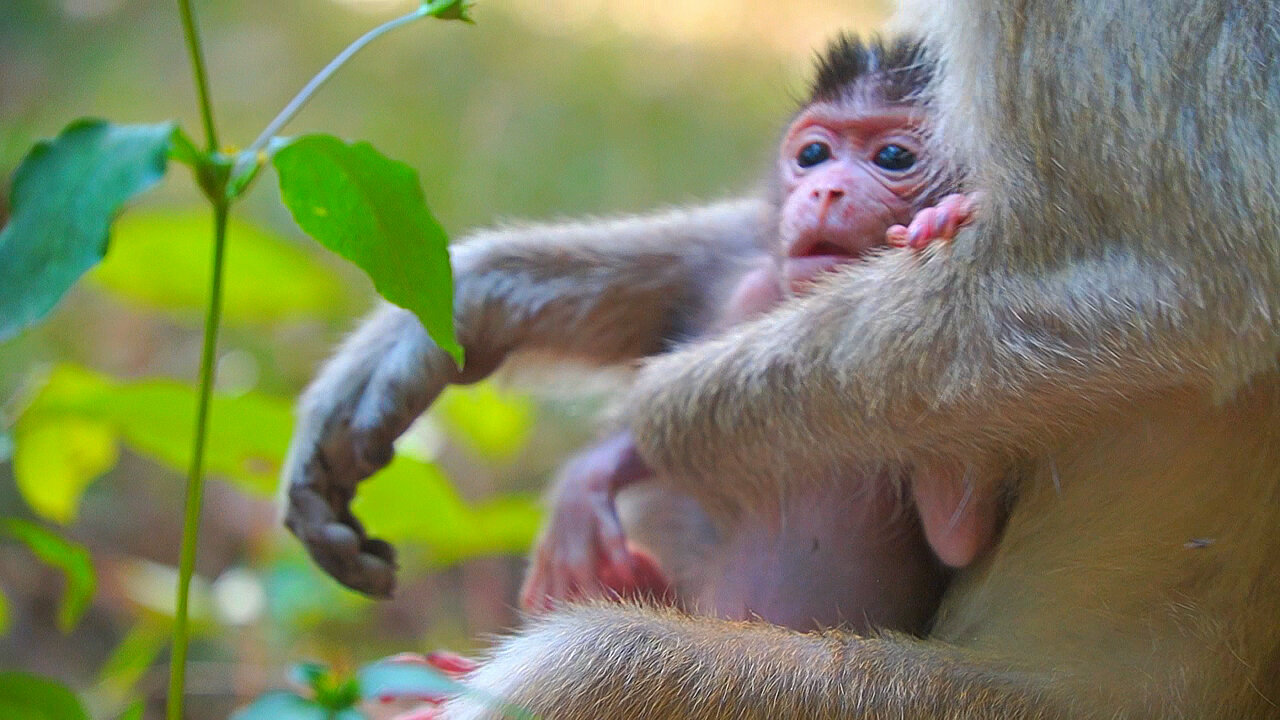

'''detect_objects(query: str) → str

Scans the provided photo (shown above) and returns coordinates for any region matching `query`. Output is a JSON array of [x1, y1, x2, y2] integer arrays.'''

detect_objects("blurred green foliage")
[[0, 671, 91, 720], [436, 383, 535, 461], [352, 456, 540, 565], [16, 364, 290, 505], [1, 519, 96, 632], [14, 362, 541, 558], [96, 617, 171, 709], [89, 210, 353, 326]]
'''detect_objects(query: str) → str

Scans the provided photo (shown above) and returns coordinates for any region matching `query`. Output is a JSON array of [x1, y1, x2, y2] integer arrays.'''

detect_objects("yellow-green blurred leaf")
[[13, 416, 118, 524], [87, 210, 351, 325], [1, 520, 95, 632], [0, 588, 9, 636], [0, 672, 90, 720], [15, 365, 539, 565], [97, 616, 170, 702], [435, 383, 535, 460], [15, 364, 292, 498], [117, 700, 145, 720], [354, 456, 540, 565]]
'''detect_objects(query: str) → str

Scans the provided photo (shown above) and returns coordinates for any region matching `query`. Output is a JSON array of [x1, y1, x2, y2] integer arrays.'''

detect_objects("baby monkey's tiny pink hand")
[[886, 193, 979, 250]]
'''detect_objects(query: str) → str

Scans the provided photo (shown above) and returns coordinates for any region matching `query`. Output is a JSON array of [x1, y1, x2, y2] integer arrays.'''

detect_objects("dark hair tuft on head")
[[809, 33, 933, 106]]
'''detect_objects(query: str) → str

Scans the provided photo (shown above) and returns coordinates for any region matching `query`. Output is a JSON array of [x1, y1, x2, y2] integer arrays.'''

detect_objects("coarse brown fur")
[[451, 385, 1280, 718]]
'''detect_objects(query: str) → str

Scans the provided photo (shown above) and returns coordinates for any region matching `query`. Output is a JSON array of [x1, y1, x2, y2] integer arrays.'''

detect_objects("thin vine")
[[162, 2, 469, 717]]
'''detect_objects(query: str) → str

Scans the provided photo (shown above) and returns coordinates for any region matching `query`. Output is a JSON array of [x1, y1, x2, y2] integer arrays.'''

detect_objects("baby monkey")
[[521, 35, 977, 633]]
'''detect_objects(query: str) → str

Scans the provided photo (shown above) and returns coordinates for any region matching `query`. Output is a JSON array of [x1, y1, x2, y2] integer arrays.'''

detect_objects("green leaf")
[[0, 119, 173, 341], [14, 365, 536, 564], [117, 700, 145, 720], [0, 588, 9, 636], [0, 672, 89, 720], [230, 691, 332, 720], [1, 520, 96, 632], [274, 135, 462, 365], [288, 662, 329, 692], [15, 364, 294, 502], [97, 617, 170, 702], [284, 663, 360, 711], [354, 456, 541, 565], [358, 659, 464, 700], [436, 383, 535, 460], [317, 677, 360, 711], [13, 416, 118, 524], [167, 127, 202, 169], [87, 210, 351, 326]]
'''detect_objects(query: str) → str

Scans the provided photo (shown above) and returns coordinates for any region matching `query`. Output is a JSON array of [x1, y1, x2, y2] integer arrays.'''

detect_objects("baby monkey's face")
[[777, 100, 929, 291]]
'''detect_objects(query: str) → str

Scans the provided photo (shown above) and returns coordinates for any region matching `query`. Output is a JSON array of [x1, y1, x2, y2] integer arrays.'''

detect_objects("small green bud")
[[422, 0, 475, 23]]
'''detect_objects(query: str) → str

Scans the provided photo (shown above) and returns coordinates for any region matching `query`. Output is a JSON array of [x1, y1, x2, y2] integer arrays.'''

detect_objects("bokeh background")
[[0, 0, 891, 717]]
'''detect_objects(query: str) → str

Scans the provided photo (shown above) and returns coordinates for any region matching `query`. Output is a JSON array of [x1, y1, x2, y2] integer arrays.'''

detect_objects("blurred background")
[[0, 0, 891, 716]]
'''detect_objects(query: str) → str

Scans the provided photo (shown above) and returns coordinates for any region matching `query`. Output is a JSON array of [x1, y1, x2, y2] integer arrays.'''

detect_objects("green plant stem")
[[170, 3, 228, 719], [234, 5, 429, 175], [166, 201, 229, 720], [177, 0, 219, 152]]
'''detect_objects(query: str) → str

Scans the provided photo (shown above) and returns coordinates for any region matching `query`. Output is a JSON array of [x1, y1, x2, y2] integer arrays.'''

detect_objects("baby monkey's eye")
[[796, 142, 832, 168], [873, 144, 916, 171]]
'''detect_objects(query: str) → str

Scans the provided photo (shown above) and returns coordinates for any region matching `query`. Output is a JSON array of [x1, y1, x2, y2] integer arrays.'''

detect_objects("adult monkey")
[[435, 0, 1280, 717]]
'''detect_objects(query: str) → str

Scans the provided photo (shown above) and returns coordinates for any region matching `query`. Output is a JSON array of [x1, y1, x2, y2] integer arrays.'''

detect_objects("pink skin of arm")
[[518, 431, 672, 611]]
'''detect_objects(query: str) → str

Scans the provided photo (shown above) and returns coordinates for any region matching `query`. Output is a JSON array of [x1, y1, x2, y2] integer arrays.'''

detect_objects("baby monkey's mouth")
[[784, 234, 866, 293], [803, 240, 855, 257], [783, 253, 858, 293]]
